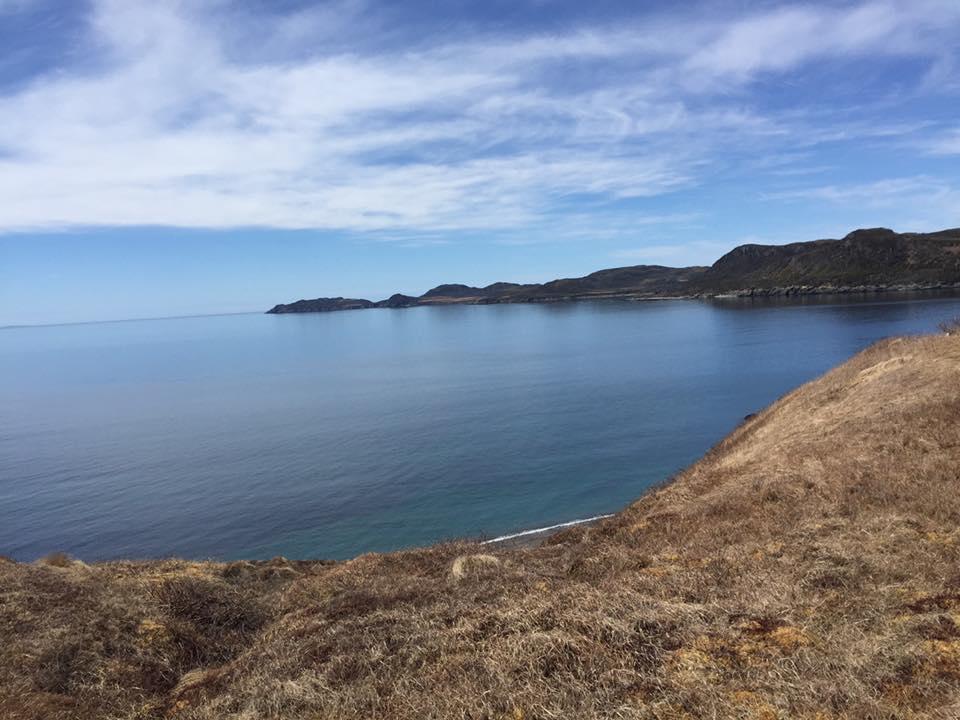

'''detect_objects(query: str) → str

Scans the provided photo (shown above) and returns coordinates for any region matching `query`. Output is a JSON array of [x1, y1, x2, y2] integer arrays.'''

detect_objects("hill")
[[3, 330, 960, 718], [702, 228, 960, 294], [267, 227, 960, 312]]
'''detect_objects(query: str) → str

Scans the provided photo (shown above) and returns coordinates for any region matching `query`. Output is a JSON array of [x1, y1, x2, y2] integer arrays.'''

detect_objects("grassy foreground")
[[3, 334, 960, 719]]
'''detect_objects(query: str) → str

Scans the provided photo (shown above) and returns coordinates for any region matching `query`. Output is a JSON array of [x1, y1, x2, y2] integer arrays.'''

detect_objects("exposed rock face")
[[266, 227, 960, 313]]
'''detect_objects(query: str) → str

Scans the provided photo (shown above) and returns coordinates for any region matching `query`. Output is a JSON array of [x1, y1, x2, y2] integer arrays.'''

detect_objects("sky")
[[0, 0, 959, 325]]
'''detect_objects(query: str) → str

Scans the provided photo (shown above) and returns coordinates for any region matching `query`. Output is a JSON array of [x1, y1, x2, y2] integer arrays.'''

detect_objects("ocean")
[[2, 293, 959, 561]]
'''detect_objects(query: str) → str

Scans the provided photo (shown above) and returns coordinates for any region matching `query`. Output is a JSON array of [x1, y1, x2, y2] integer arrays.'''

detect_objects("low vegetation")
[[3, 332, 960, 718]]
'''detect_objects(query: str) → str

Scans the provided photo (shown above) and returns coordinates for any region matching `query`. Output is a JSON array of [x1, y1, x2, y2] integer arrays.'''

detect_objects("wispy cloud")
[[0, 0, 957, 235], [924, 128, 960, 155], [766, 176, 953, 204], [611, 239, 732, 267], [765, 176, 960, 232]]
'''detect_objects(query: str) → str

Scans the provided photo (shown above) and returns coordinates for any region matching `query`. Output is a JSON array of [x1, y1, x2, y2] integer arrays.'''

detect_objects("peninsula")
[[267, 227, 960, 313]]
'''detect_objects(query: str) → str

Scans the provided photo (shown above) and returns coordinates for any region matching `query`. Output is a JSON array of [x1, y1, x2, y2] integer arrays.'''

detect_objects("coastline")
[[479, 513, 615, 549], [266, 228, 960, 315], [6, 332, 960, 717], [267, 282, 960, 315]]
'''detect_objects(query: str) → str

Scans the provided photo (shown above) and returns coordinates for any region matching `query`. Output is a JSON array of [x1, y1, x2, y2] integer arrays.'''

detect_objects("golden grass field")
[[2, 332, 960, 719]]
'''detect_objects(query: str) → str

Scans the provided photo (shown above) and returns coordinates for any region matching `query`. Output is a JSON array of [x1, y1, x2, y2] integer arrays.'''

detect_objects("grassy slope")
[[3, 334, 960, 719]]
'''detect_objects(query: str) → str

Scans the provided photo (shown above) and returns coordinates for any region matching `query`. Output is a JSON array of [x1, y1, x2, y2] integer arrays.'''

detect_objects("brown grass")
[[3, 334, 960, 718]]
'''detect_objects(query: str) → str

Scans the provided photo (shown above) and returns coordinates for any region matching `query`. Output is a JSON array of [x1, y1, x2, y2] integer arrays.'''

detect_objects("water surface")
[[2, 294, 959, 561]]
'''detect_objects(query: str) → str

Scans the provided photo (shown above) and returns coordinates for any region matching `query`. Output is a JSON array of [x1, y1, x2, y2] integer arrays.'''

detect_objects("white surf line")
[[480, 513, 615, 545]]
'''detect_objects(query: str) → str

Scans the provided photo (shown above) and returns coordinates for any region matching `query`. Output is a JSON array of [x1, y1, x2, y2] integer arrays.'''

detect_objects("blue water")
[[2, 294, 959, 562]]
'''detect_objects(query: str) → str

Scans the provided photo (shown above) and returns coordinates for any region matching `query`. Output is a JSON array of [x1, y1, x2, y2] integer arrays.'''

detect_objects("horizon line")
[[0, 310, 263, 331]]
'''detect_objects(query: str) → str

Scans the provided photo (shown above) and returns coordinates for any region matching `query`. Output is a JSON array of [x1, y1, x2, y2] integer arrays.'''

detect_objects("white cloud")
[[0, 0, 957, 234], [764, 176, 960, 232], [766, 176, 953, 204], [683, 0, 960, 87], [925, 129, 960, 155]]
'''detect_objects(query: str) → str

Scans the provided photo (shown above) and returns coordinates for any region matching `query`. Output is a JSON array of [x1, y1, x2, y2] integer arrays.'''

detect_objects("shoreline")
[[268, 282, 960, 315], [7, 333, 960, 717], [266, 229, 960, 315], [479, 513, 615, 549]]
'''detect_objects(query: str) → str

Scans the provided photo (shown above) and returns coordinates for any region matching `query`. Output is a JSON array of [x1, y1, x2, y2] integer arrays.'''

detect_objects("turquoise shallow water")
[[2, 294, 959, 562]]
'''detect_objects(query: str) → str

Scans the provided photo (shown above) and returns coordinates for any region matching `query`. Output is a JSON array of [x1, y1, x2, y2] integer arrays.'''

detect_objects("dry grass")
[[3, 333, 960, 719]]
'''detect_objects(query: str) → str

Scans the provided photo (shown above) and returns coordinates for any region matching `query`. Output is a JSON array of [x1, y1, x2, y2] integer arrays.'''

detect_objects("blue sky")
[[1, 0, 959, 324]]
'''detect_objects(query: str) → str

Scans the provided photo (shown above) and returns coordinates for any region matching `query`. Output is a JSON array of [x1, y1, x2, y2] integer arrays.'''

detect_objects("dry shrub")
[[38, 552, 74, 568], [151, 574, 270, 668]]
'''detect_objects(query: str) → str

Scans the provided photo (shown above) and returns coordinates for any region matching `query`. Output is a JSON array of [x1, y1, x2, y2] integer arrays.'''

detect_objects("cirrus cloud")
[[0, 0, 957, 236]]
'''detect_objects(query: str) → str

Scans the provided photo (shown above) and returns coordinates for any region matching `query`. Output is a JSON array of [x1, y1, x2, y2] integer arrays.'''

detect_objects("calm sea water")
[[2, 294, 959, 562]]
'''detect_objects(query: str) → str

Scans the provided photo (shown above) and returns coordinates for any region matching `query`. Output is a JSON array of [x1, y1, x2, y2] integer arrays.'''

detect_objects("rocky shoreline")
[[711, 281, 960, 298]]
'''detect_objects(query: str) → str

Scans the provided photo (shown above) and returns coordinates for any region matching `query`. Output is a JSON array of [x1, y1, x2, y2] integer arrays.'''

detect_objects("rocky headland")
[[267, 227, 960, 313]]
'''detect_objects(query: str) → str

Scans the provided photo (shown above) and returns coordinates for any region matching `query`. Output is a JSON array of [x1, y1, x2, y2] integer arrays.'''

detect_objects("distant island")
[[267, 227, 960, 313]]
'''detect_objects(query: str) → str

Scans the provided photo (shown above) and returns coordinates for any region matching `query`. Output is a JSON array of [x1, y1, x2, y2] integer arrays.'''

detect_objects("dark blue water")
[[2, 294, 959, 562]]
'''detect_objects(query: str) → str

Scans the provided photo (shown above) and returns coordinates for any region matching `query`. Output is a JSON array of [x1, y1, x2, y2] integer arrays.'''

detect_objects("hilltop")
[[3, 330, 960, 718], [267, 227, 960, 313]]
